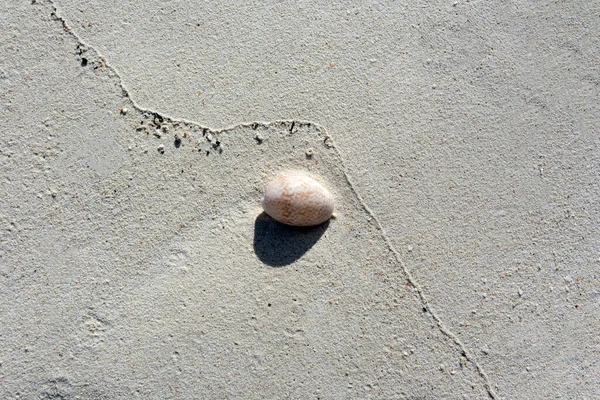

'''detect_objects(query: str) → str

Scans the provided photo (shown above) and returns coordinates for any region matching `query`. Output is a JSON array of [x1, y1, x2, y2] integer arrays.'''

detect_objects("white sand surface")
[[1, 1, 599, 399]]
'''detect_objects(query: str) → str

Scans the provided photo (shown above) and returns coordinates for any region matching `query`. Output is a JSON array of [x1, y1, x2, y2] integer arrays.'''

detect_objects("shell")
[[261, 172, 334, 227]]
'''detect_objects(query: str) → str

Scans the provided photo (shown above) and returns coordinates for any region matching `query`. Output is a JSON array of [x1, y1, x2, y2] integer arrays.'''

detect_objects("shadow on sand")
[[253, 212, 329, 267]]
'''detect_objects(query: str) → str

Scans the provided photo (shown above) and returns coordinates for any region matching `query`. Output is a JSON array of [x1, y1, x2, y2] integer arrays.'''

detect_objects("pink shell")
[[261, 173, 334, 226]]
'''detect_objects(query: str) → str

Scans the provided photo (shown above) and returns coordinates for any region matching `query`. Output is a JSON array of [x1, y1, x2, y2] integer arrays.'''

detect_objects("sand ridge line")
[[42, 0, 333, 143], [43, 0, 496, 397], [333, 150, 498, 399]]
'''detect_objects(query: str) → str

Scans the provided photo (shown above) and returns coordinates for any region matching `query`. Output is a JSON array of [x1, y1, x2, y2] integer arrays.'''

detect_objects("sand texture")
[[1, 1, 599, 399]]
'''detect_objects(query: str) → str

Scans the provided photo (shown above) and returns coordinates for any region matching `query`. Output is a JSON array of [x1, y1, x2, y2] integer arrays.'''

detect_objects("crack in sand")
[[43, 0, 496, 397]]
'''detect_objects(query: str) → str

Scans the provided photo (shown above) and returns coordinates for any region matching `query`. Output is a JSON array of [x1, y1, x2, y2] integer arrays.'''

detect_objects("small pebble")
[[120, 107, 128, 115], [305, 148, 314, 158], [255, 133, 263, 143], [262, 172, 334, 226], [157, 144, 165, 154]]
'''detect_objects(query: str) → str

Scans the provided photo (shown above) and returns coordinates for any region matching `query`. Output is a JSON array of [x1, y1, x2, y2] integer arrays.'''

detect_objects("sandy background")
[[1, 0, 599, 399]]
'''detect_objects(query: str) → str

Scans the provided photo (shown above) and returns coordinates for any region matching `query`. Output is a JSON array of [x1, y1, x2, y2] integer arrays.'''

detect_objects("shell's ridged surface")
[[261, 173, 334, 227]]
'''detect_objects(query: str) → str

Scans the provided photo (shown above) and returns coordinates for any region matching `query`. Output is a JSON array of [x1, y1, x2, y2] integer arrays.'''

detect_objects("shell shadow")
[[253, 212, 329, 267]]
